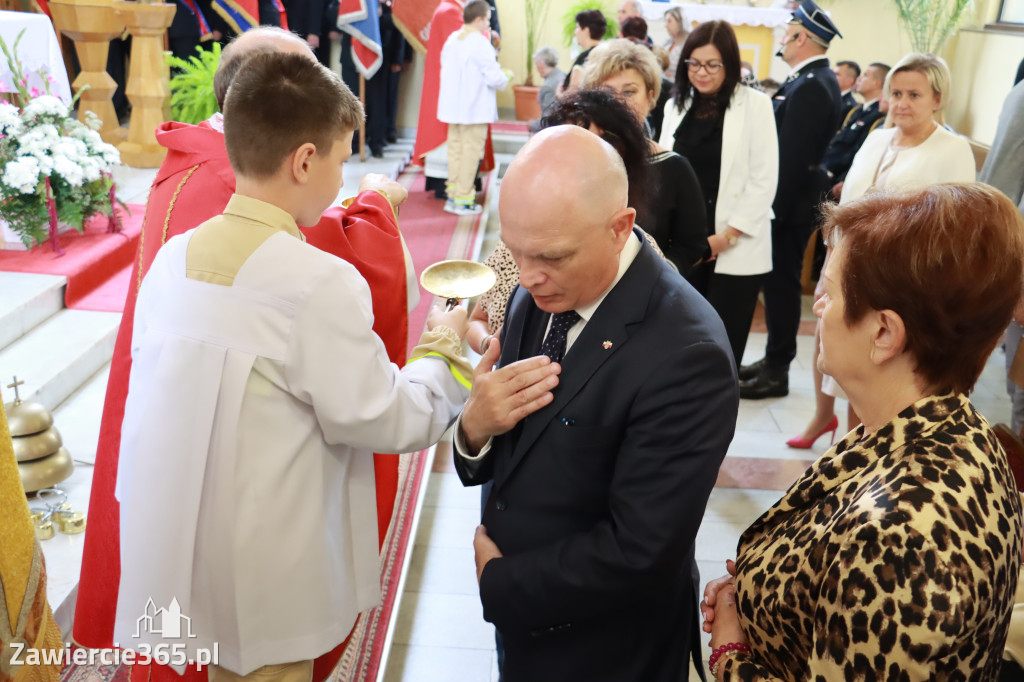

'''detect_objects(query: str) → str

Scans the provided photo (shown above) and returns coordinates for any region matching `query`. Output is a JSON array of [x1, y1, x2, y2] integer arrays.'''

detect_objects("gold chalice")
[[420, 260, 496, 310]]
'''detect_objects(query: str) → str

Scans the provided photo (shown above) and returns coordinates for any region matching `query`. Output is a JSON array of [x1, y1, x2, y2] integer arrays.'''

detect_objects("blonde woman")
[[791, 52, 976, 450], [662, 6, 688, 81]]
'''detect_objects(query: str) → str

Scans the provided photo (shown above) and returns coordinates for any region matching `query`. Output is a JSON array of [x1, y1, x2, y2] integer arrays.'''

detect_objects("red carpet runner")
[[58, 167, 489, 682]]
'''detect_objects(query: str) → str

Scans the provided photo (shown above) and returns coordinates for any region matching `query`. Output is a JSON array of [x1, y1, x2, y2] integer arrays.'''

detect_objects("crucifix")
[[6, 376, 25, 404]]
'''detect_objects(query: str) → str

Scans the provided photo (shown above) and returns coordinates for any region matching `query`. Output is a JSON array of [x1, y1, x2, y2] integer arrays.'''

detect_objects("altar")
[[0, 9, 72, 104], [640, 1, 794, 82]]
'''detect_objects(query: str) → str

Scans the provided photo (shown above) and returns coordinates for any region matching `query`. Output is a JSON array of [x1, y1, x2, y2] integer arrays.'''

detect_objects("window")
[[998, 0, 1024, 25]]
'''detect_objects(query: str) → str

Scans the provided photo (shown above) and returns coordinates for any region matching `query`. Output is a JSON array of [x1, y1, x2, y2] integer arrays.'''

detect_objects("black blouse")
[[561, 46, 595, 91], [673, 97, 725, 236], [635, 151, 708, 276]]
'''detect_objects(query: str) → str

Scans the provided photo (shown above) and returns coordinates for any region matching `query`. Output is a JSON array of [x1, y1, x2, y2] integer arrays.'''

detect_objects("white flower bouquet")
[[0, 30, 123, 252]]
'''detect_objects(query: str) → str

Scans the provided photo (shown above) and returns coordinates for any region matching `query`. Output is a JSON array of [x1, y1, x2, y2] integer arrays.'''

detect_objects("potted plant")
[[887, 0, 974, 53], [512, 0, 554, 121], [0, 31, 122, 252], [166, 43, 222, 125]]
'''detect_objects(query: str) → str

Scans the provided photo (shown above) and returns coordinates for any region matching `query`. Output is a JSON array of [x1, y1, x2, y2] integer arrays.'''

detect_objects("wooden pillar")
[[48, 0, 125, 145], [114, 0, 175, 167]]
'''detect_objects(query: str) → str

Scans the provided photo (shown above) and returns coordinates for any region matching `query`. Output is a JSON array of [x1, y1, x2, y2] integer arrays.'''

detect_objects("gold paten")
[[13, 426, 63, 462], [19, 447, 74, 494], [419, 260, 496, 310]]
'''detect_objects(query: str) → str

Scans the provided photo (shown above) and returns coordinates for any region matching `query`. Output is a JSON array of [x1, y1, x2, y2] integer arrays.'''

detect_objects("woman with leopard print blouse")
[[702, 184, 1024, 681]]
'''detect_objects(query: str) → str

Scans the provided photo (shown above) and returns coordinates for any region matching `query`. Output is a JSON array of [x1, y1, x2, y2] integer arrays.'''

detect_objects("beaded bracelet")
[[709, 642, 750, 679]]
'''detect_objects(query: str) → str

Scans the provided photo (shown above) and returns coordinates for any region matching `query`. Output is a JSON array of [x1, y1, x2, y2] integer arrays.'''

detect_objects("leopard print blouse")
[[723, 393, 1023, 682]]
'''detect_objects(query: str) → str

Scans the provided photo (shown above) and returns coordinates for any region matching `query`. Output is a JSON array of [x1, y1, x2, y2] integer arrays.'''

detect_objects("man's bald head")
[[215, 27, 314, 110], [499, 126, 636, 313], [618, 0, 642, 24], [503, 125, 628, 225]]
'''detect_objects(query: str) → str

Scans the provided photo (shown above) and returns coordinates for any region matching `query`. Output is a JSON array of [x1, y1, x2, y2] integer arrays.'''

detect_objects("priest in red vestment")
[[73, 28, 411, 682], [412, 0, 495, 173]]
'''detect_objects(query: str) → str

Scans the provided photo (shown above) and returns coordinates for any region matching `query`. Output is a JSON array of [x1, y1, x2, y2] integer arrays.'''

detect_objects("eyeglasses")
[[685, 60, 724, 75]]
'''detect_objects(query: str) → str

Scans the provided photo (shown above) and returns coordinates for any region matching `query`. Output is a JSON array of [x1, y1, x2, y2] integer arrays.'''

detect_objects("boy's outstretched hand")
[[426, 303, 469, 340], [359, 173, 409, 208]]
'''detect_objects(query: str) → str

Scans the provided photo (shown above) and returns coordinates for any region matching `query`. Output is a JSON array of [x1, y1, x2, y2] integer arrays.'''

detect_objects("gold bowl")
[[419, 260, 496, 304]]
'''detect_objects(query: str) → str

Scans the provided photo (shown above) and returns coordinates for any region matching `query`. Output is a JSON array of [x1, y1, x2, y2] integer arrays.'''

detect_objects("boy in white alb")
[[113, 52, 472, 681], [438, 0, 510, 215]]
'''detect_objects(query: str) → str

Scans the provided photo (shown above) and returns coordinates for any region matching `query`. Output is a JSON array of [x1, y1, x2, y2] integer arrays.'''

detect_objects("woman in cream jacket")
[[659, 20, 778, 367]]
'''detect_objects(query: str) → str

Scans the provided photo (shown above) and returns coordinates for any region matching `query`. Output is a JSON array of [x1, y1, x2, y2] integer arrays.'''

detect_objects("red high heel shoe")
[[786, 414, 839, 449]]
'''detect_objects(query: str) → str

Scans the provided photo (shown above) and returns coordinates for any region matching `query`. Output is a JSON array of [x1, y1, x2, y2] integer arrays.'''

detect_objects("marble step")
[[0, 308, 120, 412], [491, 132, 529, 156], [0, 272, 67, 353], [42, 362, 111, 615]]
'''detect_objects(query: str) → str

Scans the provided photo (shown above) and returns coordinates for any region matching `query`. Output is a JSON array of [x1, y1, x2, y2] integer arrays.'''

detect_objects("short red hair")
[[822, 183, 1024, 394]]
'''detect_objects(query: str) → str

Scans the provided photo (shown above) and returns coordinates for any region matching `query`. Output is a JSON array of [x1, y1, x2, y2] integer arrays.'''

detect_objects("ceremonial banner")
[[338, 0, 383, 79], [210, 0, 258, 35], [391, 0, 439, 53]]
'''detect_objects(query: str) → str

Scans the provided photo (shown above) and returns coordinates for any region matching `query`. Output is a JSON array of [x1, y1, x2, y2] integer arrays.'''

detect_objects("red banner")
[[390, 0, 439, 53]]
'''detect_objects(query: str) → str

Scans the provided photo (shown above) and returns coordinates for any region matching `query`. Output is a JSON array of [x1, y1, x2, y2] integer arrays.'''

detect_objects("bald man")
[[454, 126, 738, 681], [74, 28, 412, 682]]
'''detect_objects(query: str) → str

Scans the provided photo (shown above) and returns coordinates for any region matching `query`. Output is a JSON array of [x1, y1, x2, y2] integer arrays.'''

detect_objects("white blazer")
[[659, 85, 778, 276], [841, 124, 976, 205]]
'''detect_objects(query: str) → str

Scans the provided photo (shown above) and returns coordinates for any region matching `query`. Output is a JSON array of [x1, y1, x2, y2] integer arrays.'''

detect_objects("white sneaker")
[[443, 199, 458, 214], [453, 203, 483, 216]]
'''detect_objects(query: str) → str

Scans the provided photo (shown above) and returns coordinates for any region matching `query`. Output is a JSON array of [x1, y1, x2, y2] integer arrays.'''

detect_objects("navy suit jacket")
[[456, 233, 738, 681], [771, 57, 842, 227]]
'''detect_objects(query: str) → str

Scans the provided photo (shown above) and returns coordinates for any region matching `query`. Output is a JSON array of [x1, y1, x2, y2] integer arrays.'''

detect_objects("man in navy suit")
[[454, 125, 738, 681], [740, 0, 842, 398]]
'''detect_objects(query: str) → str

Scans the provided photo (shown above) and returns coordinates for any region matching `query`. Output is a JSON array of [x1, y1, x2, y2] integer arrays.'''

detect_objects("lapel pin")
[[602, 341, 613, 349]]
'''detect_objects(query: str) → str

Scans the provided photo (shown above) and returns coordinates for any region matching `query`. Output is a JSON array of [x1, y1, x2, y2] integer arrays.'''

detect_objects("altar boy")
[[112, 52, 472, 681]]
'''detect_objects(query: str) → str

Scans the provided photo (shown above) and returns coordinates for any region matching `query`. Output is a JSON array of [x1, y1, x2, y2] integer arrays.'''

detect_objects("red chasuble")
[[73, 117, 408, 682], [411, 0, 495, 172]]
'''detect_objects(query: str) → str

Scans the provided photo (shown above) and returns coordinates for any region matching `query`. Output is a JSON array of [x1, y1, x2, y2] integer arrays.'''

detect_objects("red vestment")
[[73, 117, 408, 681], [411, 0, 495, 172]]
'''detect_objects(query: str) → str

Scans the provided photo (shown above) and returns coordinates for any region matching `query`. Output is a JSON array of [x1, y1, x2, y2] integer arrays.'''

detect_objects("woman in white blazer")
[[659, 20, 778, 367], [792, 52, 977, 450]]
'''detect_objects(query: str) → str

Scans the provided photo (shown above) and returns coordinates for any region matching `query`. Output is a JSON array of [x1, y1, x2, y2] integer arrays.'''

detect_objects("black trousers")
[[690, 264, 764, 369], [762, 216, 815, 370]]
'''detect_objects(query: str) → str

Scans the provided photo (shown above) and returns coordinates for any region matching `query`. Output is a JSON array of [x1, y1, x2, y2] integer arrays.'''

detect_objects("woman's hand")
[[708, 234, 727, 258], [709, 583, 748, 653], [701, 559, 737, 633]]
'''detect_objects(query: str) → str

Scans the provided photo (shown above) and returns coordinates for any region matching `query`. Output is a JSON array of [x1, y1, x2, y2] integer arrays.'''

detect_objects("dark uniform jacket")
[[821, 99, 886, 182], [771, 56, 841, 228], [839, 89, 857, 121]]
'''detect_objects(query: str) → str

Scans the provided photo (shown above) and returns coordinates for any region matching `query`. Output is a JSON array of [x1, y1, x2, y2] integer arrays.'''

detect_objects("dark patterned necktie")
[[539, 310, 581, 364]]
